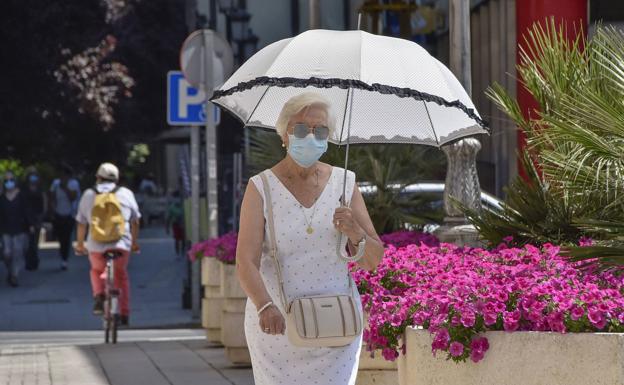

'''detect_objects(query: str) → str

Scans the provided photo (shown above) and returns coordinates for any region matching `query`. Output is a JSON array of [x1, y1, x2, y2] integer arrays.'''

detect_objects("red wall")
[[515, 0, 588, 177]]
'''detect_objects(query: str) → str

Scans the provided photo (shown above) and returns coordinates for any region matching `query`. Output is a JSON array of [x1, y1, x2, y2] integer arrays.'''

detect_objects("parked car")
[[359, 181, 503, 232]]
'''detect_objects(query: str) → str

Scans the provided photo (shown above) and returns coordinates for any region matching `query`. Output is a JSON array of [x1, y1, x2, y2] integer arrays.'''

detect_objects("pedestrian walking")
[[50, 164, 81, 270], [235, 94, 384, 385], [139, 172, 157, 196], [23, 169, 47, 271], [0, 171, 34, 287], [165, 190, 185, 258], [74, 162, 141, 327]]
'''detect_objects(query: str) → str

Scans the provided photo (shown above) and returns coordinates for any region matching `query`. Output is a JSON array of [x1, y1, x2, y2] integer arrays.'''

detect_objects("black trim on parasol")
[[210, 76, 490, 132]]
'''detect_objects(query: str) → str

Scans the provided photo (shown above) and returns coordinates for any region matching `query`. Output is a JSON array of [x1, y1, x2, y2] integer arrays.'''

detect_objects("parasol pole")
[[340, 12, 362, 206], [341, 87, 355, 206]]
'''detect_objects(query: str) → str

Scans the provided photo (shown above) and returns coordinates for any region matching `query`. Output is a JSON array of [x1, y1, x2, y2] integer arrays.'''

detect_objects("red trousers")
[[89, 250, 130, 316]]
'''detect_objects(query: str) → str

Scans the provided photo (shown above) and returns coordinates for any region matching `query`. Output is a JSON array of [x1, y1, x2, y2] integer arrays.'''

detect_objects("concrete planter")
[[201, 258, 223, 344], [201, 257, 222, 287], [220, 263, 251, 366], [399, 327, 624, 385], [357, 350, 398, 385], [356, 314, 398, 385]]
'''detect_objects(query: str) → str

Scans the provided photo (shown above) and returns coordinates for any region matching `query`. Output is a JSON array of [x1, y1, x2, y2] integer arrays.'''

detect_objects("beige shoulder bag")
[[259, 171, 362, 347]]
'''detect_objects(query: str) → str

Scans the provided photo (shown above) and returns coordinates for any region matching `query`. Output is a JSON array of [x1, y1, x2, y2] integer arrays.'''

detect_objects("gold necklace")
[[299, 201, 319, 234]]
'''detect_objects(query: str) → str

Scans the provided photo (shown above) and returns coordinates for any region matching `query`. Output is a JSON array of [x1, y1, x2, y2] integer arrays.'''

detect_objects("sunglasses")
[[292, 123, 330, 140]]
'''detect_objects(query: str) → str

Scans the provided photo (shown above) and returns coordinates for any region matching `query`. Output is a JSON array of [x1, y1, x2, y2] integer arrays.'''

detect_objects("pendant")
[[306, 226, 314, 234]]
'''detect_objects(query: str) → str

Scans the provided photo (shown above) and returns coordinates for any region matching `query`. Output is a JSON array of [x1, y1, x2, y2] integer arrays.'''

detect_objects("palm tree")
[[469, 19, 624, 267]]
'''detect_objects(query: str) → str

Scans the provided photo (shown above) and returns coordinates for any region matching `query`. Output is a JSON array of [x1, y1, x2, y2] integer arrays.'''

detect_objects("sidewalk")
[[0, 331, 254, 385], [0, 226, 193, 331]]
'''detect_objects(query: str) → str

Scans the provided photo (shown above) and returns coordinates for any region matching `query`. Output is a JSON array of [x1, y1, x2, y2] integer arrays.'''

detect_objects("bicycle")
[[102, 249, 124, 344]]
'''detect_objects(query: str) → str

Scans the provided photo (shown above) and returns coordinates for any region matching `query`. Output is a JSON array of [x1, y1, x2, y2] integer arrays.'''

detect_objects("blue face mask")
[[287, 134, 328, 168], [4, 180, 16, 190], [29, 175, 39, 183]]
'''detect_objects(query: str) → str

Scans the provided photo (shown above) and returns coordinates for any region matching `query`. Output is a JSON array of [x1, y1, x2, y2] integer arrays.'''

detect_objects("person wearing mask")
[[23, 169, 47, 271], [165, 190, 185, 258], [236, 93, 383, 385], [0, 171, 34, 287], [74, 163, 141, 326], [50, 164, 81, 270]]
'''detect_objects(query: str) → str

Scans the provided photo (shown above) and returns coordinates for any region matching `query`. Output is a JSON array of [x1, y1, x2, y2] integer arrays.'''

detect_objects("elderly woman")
[[236, 92, 384, 385]]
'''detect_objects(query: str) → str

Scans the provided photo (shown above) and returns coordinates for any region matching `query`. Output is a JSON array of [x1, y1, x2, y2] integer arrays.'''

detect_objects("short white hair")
[[275, 92, 335, 137]]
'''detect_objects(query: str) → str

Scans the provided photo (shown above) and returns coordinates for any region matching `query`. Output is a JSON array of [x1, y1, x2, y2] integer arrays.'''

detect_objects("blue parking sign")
[[167, 71, 221, 126]]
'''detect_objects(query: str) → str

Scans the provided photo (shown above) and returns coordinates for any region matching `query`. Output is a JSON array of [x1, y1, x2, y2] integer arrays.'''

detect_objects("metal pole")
[[232, 152, 242, 232], [190, 126, 201, 319], [309, 0, 320, 29], [209, 0, 217, 30], [436, 0, 482, 246], [232, 153, 238, 232], [450, 0, 472, 96], [203, 30, 219, 240]]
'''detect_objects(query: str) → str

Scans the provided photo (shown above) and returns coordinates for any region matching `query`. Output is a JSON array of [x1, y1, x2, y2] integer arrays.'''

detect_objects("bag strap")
[[259, 171, 290, 312]]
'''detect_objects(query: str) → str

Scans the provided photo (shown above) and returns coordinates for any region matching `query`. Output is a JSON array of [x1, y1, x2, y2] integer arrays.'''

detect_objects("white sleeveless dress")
[[245, 166, 363, 385]]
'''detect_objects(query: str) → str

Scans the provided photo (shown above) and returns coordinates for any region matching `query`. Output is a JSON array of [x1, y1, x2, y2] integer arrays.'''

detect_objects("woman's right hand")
[[259, 305, 286, 335]]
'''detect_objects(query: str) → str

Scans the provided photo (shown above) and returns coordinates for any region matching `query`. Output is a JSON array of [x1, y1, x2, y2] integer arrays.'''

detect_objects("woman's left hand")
[[333, 206, 365, 244]]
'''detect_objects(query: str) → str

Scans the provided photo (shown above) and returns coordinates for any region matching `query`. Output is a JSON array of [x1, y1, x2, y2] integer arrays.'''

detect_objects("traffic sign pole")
[[190, 124, 201, 319], [179, 29, 233, 319], [202, 30, 219, 242]]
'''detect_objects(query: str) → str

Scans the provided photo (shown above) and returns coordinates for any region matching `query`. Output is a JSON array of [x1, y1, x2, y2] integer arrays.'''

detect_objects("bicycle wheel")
[[105, 320, 111, 343], [104, 298, 112, 344], [112, 314, 119, 344]]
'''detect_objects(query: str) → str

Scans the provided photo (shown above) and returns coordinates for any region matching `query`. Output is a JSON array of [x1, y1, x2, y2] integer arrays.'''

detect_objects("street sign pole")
[[202, 30, 219, 240], [179, 28, 233, 319], [190, 124, 201, 319]]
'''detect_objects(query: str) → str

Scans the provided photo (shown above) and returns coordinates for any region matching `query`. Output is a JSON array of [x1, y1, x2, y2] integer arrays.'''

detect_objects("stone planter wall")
[[399, 327, 624, 385], [356, 314, 398, 385], [357, 349, 398, 385], [201, 258, 223, 344], [220, 263, 251, 365]]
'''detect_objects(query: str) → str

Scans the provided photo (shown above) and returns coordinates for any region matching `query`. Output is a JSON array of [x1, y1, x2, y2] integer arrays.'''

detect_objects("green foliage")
[[462, 153, 607, 247], [467, 20, 624, 266], [0, 159, 25, 179], [127, 143, 150, 167], [347, 145, 444, 233], [247, 128, 445, 233]]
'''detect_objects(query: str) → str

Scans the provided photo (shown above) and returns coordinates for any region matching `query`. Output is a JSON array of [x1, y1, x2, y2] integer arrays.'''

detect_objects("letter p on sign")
[[167, 71, 220, 126]]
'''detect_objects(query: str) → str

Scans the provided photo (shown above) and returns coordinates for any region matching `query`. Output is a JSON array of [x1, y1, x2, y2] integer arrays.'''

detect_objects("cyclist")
[[74, 163, 141, 326]]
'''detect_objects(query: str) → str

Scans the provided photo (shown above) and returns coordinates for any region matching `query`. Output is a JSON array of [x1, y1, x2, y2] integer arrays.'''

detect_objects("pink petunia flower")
[[449, 341, 464, 357]]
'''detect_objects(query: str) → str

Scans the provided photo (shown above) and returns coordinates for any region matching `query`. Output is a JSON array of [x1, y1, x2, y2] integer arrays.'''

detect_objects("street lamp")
[[220, 2, 259, 64]]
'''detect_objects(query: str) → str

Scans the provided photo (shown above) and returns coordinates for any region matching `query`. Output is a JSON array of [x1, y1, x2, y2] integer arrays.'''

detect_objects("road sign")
[[167, 71, 220, 126], [180, 29, 233, 89]]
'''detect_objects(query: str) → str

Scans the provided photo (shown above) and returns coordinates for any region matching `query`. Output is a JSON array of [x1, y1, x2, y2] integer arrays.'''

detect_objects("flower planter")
[[356, 314, 398, 385], [356, 351, 398, 385], [220, 263, 251, 365], [201, 257, 222, 287], [201, 258, 223, 344], [399, 327, 624, 385]]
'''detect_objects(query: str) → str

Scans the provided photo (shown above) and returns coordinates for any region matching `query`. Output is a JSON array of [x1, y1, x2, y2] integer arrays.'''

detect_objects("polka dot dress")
[[246, 166, 363, 385]]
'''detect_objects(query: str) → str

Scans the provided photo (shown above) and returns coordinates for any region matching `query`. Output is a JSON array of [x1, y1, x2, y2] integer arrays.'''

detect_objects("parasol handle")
[[338, 84, 355, 259]]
